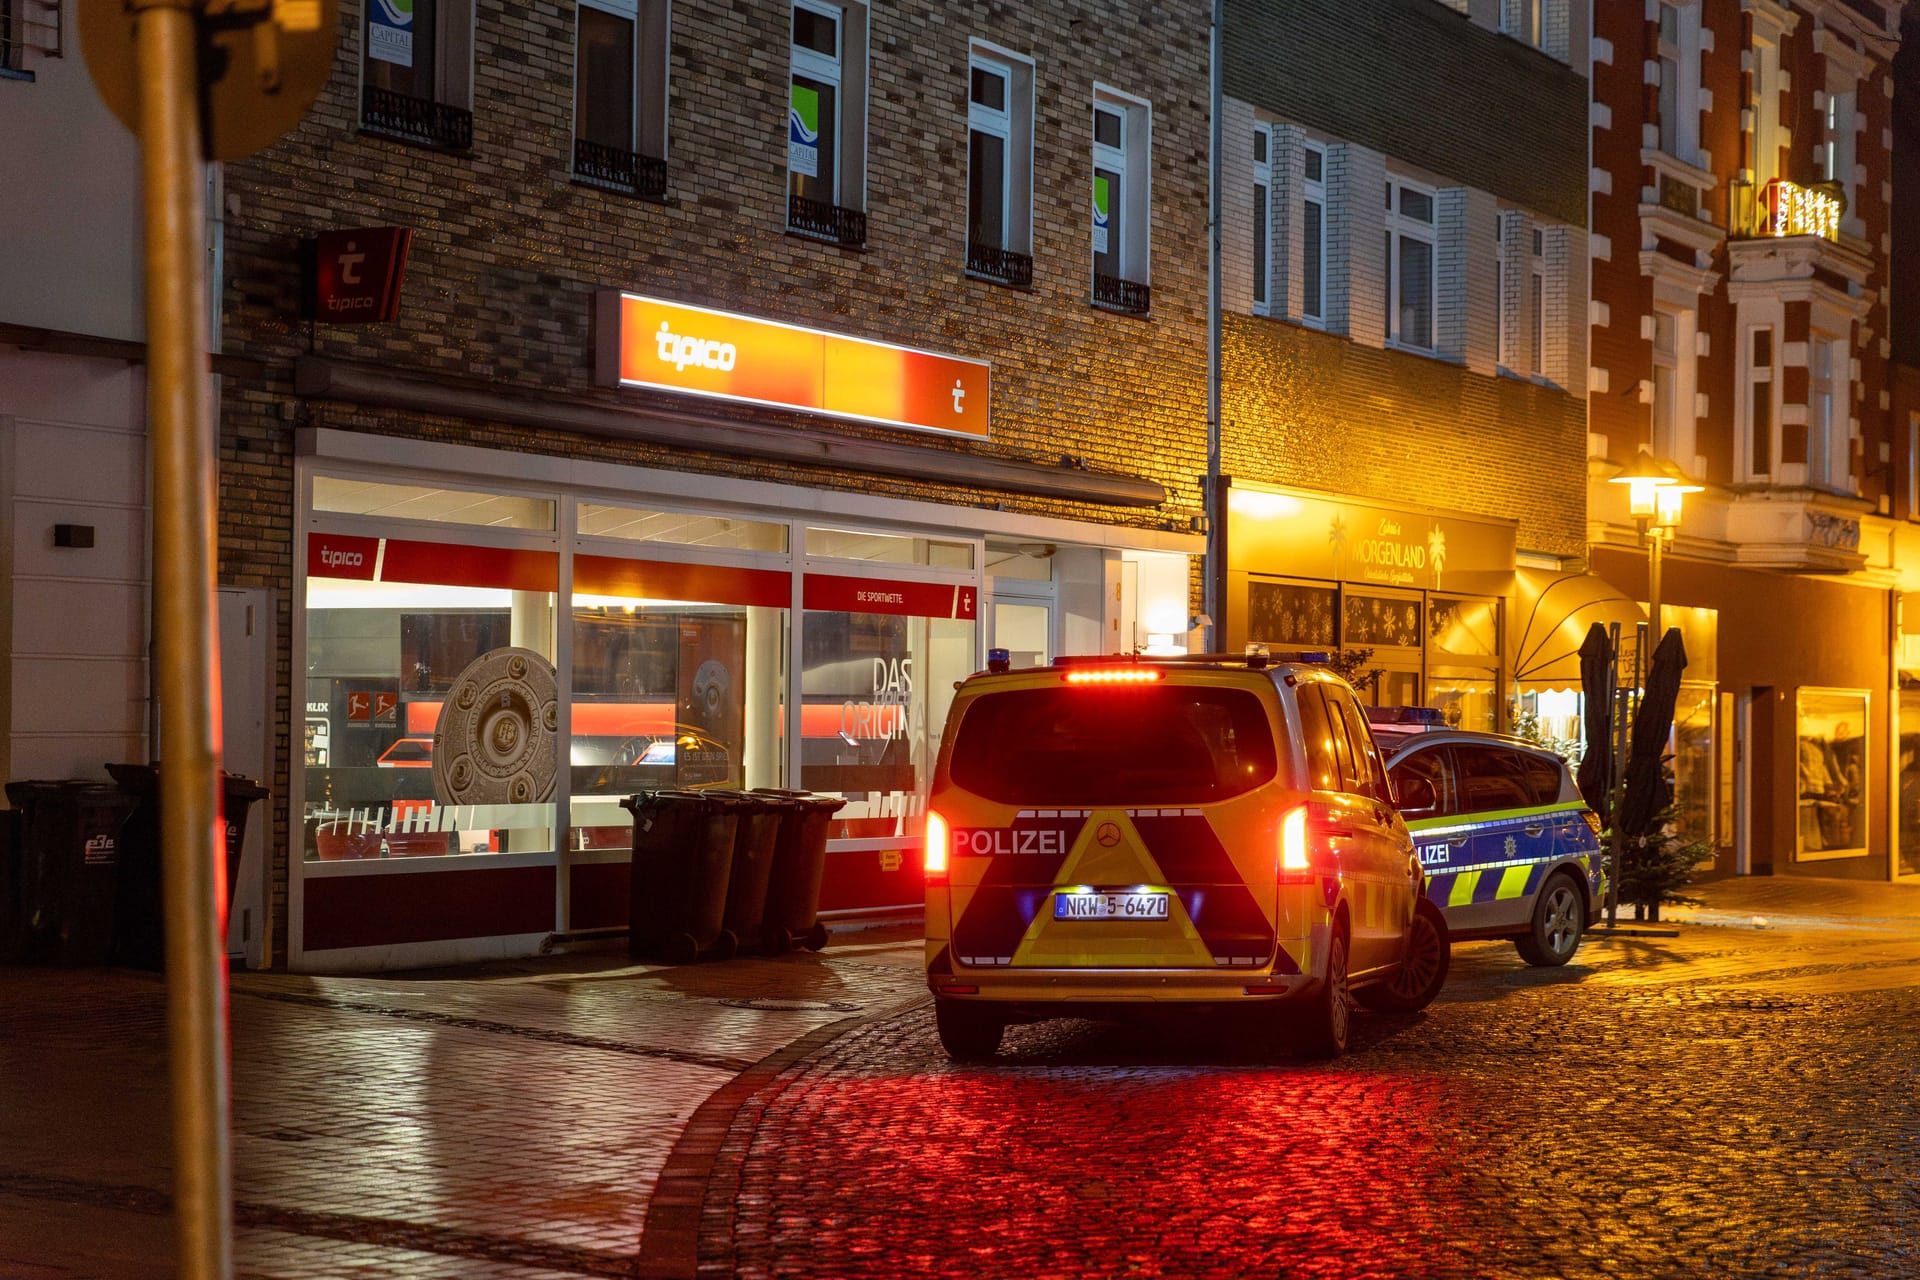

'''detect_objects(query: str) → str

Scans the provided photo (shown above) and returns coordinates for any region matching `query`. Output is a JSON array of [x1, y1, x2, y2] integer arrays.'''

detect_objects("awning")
[[1509, 569, 1645, 686]]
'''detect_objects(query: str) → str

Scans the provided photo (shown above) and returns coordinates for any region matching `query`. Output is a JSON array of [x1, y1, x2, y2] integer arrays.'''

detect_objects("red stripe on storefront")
[[378, 539, 559, 592], [574, 554, 789, 608], [803, 573, 977, 619], [307, 532, 381, 580]]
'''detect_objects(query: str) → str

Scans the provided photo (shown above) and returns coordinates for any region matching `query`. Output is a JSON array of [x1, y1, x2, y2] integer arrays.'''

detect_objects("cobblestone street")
[[4, 879, 1920, 1278]]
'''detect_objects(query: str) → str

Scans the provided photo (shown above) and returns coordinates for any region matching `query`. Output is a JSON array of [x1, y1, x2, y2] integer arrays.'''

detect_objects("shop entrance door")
[[992, 596, 1053, 668], [218, 587, 274, 968]]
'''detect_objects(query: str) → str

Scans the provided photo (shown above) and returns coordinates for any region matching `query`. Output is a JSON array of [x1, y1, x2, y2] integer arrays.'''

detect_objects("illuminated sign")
[[1760, 179, 1842, 242], [303, 227, 412, 324], [593, 292, 991, 440]]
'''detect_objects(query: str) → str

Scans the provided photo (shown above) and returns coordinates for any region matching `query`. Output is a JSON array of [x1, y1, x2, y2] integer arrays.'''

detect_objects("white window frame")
[[572, 0, 669, 174], [1651, 308, 1680, 460], [1749, 28, 1783, 187], [358, 0, 476, 121], [1495, 216, 1509, 370], [787, 0, 868, 220], [1385, 177, 1437, 353], [968, 51, 1014, 254], [1528, 227, 1544, 378], [1302, 142, 1326, 326], [1809, 332, 1848, 492], [1743, 325, 1777, 480], [964, 41, 1034, 276], [1090, 84, 1152, 293], [1253, 124, 1271, 312]]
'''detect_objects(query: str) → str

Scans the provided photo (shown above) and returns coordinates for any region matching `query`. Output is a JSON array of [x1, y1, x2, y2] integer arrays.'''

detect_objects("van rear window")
[[947, 685, 1278, 805]]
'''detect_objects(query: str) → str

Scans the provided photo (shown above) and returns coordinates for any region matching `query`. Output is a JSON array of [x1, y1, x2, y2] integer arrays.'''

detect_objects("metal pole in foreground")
[[1201, 0, 1224, 653], [134, 2, 233, 1275]]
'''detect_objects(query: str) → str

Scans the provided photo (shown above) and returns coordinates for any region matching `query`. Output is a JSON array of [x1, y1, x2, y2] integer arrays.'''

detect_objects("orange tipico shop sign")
[[594, 292, 991, 440]]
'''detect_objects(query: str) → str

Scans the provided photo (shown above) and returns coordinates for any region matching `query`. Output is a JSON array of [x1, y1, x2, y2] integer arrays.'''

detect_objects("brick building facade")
[[1588, 0, 1915, 881], [1217, 0, 1594, 738], [217, 0, 1213, 970]]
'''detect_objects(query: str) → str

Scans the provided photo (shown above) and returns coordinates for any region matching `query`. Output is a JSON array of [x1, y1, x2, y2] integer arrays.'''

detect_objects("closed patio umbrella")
[[1576, 623, 1613, 822], [1619, 627, 1687, 837]]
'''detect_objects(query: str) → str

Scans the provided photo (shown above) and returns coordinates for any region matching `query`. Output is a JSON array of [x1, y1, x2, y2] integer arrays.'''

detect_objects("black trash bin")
[[107, 764, 272, 970], [709, 790, 798, 955], [4, 781, 138, 966], [621, 789, 744, 964], [753, 789, 846, 952]]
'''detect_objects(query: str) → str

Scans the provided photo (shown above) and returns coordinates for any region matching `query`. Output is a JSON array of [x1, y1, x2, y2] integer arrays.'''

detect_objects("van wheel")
[[934, 1000, 1004, 1061], [1293, 927, 1352, 1059], [1516, 874, 1585, 967], [1357, 898, 1449, 1014]]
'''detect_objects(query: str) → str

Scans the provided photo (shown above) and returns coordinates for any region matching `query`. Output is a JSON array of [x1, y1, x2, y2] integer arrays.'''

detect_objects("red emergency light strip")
[[1063, 668, 1163, 685]]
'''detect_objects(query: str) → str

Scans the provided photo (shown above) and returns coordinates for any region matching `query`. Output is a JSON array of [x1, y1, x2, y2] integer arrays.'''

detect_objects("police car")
[[1370, 711, 1603, 967], [923, 650, 1450, 1062]]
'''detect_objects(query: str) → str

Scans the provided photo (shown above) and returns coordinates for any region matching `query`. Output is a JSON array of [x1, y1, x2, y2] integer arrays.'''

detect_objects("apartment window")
[[1751, 33, 1782, 187], [1529, 229, 1544, 377], [1746, 327, 1775, 479], [1501, 0, 1544, 47], [789, 0, 868, 246], [573, 0, 669, 199], [1302, 144, 1325, 324], [1091, 89, 1152, 314], [1495, 218, 1508, 369], [966, 46, 1034, 288], [1252, 126, 1270, 311], [1385, 179, 1435, 351], [1652, 310, 1679, 459], [1824, 76, 1857, 213], [1810, 335, 1847, 490], [361, 0, 474, 150]]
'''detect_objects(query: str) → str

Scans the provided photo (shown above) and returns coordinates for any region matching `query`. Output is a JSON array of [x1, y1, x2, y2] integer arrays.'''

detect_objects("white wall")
[[0, 352, 150, 781], [0, 41, 145, 340]]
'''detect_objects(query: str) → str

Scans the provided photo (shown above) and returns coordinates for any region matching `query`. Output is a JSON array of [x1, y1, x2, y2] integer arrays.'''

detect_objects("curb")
[[632, 991, 932, 1280]]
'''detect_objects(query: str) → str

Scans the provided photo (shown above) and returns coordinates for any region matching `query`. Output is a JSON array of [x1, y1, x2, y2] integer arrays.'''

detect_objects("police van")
[[923, 650, 1450, 1061], [1371, 713, 1604, 967]]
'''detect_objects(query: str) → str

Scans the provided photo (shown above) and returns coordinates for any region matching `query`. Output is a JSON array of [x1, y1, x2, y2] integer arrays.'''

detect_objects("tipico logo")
[[319, 546, 366, 572], [654, 321, 737, 373]]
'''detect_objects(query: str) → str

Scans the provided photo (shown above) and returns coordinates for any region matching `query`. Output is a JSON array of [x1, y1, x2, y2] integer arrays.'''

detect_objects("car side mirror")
[[1395, 776, 1437, 814]]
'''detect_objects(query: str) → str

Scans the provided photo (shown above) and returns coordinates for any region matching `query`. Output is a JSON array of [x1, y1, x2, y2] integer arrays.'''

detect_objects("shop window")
[[1899, 678, 1920, 878], [1431, 595, 1500, 734], [1302, 143, 1325, 324], [361, 0, 474, 151], [572, 0, 670, 200], [966, 42, 1034, 288], [303, 534, 559, 861], [805, 526, 973, 568], [1252, 125, 1270, 311], [788, 0, 869, 246], [312, 477, 555, 529], [567, 556, 790, 851], [1246, 579, 1336, 649], [1672, 683, 1715, 848], [1091, 88, 1152, 314], [1385, 178, 1435, 351], [579, 503, 788, 551], [1797, 688, 1868, 859]]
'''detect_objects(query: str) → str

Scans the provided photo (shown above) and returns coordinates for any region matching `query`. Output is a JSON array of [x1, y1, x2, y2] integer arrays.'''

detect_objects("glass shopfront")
[[1796, 687, 1870, 860]]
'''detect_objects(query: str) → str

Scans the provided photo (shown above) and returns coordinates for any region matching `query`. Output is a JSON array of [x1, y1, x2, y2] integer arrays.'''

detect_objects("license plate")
[[1053, 891, 1170, 921]]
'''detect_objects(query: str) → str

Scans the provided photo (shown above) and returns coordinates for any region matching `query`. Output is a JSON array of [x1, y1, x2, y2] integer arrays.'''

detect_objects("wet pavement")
[[4, 878, 1920, 1278]]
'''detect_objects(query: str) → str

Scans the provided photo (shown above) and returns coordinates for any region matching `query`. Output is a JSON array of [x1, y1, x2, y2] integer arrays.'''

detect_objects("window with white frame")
[[1823, 77, 1857, 211], [789, 0, 869, 245], [361, 0, 475, 150], [1529, 228, 1544, 377], [1091, 89, 1152, 313], [1495, 217, 1509, 369], [966, 45, 1035, 286], [1652, 308, 1680, 459], [573, 0, 669, 199], [1302, 143, 1325, 324], [1385, 178, 1435, 351], [1809, 334, 1848, 490], [1746, 326, 1775, 479], [1750, 29, 1782, 188], [1253, 126, 1271, 311], [1655, 2, 1700, 162]]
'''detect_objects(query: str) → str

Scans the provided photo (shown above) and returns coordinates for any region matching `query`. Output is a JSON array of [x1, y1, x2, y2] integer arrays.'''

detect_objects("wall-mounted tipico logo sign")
[[1761, 178, 1843, 242], [594, 293, 991, 440], [302, 227, 412, 324]]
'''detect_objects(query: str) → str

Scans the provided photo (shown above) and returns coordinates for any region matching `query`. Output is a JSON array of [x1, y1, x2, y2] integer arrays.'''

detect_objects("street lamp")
[[1608, 447, 1699, 636]]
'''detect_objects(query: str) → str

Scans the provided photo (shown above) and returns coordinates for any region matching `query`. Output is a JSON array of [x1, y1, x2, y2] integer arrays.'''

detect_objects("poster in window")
[[1246, 581, 1335, 647], [369, 0, 415, 66], [1092, 175, 1111, 256], [789, 83, 820, 178]]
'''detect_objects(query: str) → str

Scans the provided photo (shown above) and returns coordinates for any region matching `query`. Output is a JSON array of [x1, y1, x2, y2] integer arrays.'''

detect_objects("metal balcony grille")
[[788, 194, 867, 247], [966, 241, 1034, 288], [1093, 272, 1151, 314], [572, 138, 668, 200], [361, 85, 473, 152]]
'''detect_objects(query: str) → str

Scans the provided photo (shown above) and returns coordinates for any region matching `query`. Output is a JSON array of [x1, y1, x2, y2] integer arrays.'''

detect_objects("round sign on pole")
[[78, 0, 340, 161], [433, 648, 561, 808]]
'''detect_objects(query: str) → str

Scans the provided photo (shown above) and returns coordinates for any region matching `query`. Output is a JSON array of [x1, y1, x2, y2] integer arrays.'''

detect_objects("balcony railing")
[[361, 85, 473, 152], [788, 194, 867, 247], [966, 241, 1033, 288], [1093, 272, 1151, 314], [572, 138, 668, 200]]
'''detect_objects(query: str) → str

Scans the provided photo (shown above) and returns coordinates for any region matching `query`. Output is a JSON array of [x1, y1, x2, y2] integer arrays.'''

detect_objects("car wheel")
[[934, 1000, 1005, 1061], [1515, 873, 1585, 967], [1357, 898, 1450, 1014], [1293, 925, 1352, 1059]]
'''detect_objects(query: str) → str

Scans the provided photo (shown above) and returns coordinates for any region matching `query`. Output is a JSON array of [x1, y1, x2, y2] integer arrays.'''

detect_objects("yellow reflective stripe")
[[1405, 801, 1587, 837], [1448, 871, 1481, 908], [1497, 865, 1532, 900]]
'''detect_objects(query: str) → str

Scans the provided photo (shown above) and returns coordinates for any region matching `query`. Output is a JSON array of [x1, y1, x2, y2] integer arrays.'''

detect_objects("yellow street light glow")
[[1608, 447, 1679, 520]]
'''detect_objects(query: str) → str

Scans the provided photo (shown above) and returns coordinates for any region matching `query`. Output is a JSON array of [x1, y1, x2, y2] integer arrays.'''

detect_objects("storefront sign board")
[[595, 292, 991, 440], [305, 226, 412, 324], [307, 533, 557, 592], [1226, 488, 1516, 597], [803, 573, 978, 620]]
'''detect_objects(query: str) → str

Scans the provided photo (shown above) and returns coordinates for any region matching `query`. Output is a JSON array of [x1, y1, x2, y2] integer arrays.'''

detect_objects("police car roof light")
[[986, 647, 1012, 674], [1366, 705, 1446, 725]]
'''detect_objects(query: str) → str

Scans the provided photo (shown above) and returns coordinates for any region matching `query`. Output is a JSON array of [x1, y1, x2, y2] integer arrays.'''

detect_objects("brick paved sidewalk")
[[0, 923, 925, 1280]]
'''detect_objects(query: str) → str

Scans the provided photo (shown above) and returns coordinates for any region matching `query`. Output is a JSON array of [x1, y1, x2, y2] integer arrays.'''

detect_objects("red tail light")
[[925, 810, 950, 882], [1063, 667, 1162, 685], [1278, 804, 1309, 880]]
